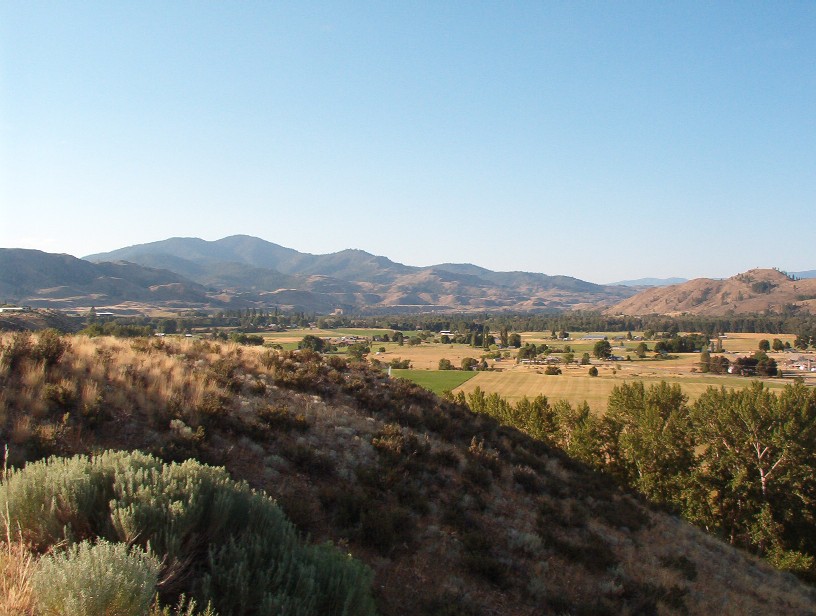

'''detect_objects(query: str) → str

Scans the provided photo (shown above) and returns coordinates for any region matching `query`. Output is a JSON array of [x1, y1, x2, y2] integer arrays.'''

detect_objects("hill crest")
[[607, 268, 816, 316]]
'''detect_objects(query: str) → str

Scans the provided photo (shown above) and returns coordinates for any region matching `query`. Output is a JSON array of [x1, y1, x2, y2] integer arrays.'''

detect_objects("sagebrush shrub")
[[32, 539, 160, 616], [1, 451, 376, 616]]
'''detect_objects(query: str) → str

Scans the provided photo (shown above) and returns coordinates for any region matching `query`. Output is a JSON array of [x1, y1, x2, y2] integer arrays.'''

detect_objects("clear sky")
[[2, 2, 814, 284]]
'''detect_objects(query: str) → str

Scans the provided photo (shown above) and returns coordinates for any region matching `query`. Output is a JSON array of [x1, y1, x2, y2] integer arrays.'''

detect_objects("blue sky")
[[2, 2, 814, 284]]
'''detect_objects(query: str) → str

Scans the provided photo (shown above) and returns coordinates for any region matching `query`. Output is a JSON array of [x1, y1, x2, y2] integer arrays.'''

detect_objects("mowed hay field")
[[261, 328, 401, 350], [453, 365, 792, 413], [409, 332, 804, 413], [375, 343, 491, 370]]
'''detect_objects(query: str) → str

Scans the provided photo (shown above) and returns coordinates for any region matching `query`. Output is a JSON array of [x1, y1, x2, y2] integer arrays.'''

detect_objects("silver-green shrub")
[[32, 539, 160, 616], [1, 451, 376, 616]]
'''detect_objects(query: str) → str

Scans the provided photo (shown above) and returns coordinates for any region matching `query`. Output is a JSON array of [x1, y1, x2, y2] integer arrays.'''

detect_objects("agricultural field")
[[260, 327, 399, 350], [390, 369, 476, 395], [372, 343, 498, 370], [381, 332, 812, 412], [256, 328, 813, 410], [453, 365, 792, 413]]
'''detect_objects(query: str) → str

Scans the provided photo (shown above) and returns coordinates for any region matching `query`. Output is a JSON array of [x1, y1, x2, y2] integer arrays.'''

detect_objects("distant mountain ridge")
[[8, 238, 815, 314], [606, 277, 689, 287], [82, 235, 633, 312], [607, 268, 816, 316], [0, 249, 212, 309]]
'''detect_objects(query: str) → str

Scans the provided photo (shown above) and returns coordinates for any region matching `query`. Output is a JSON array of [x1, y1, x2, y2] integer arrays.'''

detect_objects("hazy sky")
[[2, 2, 814, 284]]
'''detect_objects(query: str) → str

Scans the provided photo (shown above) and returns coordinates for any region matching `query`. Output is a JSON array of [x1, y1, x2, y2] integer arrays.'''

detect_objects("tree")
[[772, 338, 785, 352], [603, 382, 694, 508], [634, 342, 649, 359], [709, 355, 729, 374], [298, 335, 326, 353], [691, 382, 816, 568], [438, 358, 453, 370], [759, 339, 771, 352], [158, 319, 177, 334], [593, 340, 612, 360], [699, 350, 711, 373], [347, 343, 370, 361], [794, 334, 811, 350], [517, 344, 537, 361], [508, 333, 522, 348], [461, 357, 478, 371], [551, 400, 603, 468], [588, 366, 598, 377], [580, 352, 591, 365], [563, 352, 574, 365]]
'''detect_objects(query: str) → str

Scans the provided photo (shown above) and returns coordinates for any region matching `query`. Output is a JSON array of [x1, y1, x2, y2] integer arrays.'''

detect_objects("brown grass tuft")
[[0, 540, 36, 616]]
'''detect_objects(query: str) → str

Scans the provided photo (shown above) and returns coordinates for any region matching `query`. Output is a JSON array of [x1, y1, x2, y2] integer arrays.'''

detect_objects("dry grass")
[[2, 332, 815, 615], [375, 342, 496, 369], [0, 540, 36, 616], [456, 364, 793, 412]]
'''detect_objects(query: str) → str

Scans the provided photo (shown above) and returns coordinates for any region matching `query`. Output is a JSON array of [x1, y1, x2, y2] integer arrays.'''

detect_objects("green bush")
[[33, 539, 160, 616], [1, 451, 376, 616], [0, 331, 33, 371], [33, 329, 71, 368]]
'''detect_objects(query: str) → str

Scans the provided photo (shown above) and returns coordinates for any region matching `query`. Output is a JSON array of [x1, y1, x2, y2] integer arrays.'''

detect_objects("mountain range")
[[3, 235, 815, 316], [80, 235, 635, 312]]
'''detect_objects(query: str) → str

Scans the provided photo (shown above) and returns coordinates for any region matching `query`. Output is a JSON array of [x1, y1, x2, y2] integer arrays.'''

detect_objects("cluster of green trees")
[[83, 308, 317, 339], [653, 333, 710, 354], [81, 321, 155, 338], [439, 357, 488, 371], [452, 381, 816, 579], [516, 343, 547, 360], [699, 350, 779, 377]]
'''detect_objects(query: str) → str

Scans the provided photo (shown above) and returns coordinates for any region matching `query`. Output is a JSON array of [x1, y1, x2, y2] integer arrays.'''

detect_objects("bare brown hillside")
[[2, 332, 815, 614], [607, 269, 816, 316]]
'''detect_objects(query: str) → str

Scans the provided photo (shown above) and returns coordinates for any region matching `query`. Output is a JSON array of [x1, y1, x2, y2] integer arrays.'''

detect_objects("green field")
[[391, 369, 477, 395]]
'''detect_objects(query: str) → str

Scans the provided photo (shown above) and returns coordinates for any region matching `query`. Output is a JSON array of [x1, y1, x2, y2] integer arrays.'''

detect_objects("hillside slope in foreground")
[[2, 333, 815, 615]]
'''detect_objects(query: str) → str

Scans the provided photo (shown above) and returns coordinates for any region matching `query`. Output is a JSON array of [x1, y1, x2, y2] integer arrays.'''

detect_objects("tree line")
[[319, 312, 816, 349], [448, 380, 816, 580]]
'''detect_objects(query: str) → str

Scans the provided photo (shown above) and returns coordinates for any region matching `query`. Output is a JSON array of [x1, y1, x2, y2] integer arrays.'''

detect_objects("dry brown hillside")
[[2, 332, 815, 615], [607, 268, 816, 316]]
